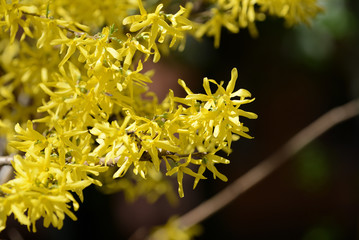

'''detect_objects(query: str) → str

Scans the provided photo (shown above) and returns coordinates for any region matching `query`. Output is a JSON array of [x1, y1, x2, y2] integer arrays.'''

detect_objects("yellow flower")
[[166, 155, 206, 198]]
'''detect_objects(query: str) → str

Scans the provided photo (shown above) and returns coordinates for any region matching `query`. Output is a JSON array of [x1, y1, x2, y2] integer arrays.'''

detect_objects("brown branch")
[[176, 98, 359, 229]]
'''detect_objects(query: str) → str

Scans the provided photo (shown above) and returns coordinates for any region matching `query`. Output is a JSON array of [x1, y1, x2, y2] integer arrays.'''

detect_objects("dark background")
[[1, 0, 359, 239]]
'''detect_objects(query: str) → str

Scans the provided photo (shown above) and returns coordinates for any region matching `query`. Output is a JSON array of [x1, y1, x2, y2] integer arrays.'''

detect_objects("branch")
[[0, 156, 13, 166], [176, 98, 359, 229], [0, 151, 206, 167], [0, 157, 15, 185]]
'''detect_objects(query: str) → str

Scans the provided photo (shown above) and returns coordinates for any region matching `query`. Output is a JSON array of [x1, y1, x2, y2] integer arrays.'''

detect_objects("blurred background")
[[1, 0, 359, 239]]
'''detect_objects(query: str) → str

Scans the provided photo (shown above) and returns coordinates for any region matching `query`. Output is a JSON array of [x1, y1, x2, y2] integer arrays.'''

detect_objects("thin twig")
[[177, 98, 359, 229], [0, 165, 14, 185], [0, 156, 13, 166]]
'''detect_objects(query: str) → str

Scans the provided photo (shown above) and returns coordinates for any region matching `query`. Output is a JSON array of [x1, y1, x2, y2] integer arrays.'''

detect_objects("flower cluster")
[[0, 0, 321, 234], [192, 0, 323, 47], [0, 122, 107, 232], [90, 67, 257, 198]]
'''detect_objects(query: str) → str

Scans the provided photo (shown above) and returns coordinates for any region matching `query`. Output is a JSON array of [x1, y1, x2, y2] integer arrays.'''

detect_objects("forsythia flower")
[[166, 155, 206, 198]]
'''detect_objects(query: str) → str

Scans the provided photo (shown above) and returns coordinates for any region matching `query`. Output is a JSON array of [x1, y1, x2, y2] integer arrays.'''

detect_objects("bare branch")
[[0, 165, 14, 185], [0, 156, 13, 166], [177, 98, 359, 229]]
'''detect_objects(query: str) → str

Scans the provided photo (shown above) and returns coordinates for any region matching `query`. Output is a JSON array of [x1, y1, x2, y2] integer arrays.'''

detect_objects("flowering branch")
[[4, 97, 355, 238], [0, 151, 206, 167], [0, 0, 324, 234], [176, 98, 359, 229]]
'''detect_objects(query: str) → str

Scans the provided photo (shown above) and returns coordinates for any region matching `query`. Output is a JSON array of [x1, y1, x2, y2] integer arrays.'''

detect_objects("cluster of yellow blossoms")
[[0, 0, 321, 237], [193, 0, 322, 46]]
